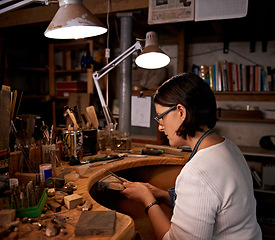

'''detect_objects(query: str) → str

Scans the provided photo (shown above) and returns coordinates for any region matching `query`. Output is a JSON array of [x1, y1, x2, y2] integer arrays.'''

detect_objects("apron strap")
[[169, 129, 215, 210]]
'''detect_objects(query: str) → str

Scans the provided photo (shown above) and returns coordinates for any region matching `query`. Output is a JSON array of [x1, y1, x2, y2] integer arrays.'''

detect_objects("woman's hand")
[[121, 181, 156, 206], [142, 183, 166, 199], [121, 181, 172, 240]]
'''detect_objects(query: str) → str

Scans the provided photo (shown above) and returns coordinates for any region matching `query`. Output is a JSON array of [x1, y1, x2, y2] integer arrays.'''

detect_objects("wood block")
[[47, 199, 61, 212], [76, 165, 92, 176], [64, 194, 83, 209], [74, 211, 116, 236], [85, 106, 99, 129], [98, 175, 125, 191], [0, 209, 16, 227]]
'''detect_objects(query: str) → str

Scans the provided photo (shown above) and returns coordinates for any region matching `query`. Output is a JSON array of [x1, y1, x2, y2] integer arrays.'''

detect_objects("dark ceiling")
[[1, 0, 274, 49]]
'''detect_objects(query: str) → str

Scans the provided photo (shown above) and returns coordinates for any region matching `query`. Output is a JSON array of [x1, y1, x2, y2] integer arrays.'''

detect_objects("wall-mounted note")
[[131, 96, 151, 128]]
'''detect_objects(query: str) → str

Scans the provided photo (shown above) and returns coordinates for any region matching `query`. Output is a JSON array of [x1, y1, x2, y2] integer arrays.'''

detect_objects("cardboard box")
[[56, 81, 87, 97]]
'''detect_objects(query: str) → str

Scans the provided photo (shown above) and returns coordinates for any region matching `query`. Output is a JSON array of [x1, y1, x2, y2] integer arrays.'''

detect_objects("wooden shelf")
[[49, 40, 94, 128], [239, 146, 275, 158], [55, 69, 87, 74], [55, 96, 69, 100], [52, 40, 93, 50], [214, 91, 275, 101], [8, 67, 48, 72], [132, 90, 155, 96], [132, 90, 275, 101], [218, 118, 275, 123], [254, 189, 275, 195], [22, 94, 45, 99]]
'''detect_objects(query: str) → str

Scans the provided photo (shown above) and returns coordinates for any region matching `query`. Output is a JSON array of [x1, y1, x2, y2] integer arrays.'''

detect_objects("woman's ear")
[[177, 104, 186, 119]]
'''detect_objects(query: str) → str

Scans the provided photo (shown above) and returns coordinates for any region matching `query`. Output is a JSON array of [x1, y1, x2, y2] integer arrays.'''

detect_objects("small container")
[[42, 144, 56, 176], [9, 178, 19, 190], [83, 129, 97, 156], [97, 130, 106, 153], [116, 132, 132, 151], [62, 129, 83, 162], [39, 163, 52, 182], [14, 189, 48, 218], [104, 124, 118, 151]]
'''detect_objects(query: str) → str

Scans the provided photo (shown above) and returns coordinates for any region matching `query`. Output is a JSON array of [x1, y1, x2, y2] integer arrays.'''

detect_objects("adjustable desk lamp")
[[92, 31, 170, 128]]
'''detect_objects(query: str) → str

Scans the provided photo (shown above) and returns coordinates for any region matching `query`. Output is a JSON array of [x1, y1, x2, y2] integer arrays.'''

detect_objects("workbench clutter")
[[61, 105, 99, 165], [0, 166, 94, 239], [97, 124, 132, 153]]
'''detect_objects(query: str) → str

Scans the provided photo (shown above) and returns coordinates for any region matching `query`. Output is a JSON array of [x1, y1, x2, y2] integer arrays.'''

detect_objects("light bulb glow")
[[135, 52, 170, 69], [44, 26, 107, 39]]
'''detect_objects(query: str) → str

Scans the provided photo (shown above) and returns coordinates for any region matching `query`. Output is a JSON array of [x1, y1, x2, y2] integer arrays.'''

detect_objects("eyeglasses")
[[154, 105, 176, 125]]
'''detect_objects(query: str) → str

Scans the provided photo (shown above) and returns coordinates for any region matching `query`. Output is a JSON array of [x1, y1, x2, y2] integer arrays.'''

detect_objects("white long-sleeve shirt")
[[163, 138, 262, 240]]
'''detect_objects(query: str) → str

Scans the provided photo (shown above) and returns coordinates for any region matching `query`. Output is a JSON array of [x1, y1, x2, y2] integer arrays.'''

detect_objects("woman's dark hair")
[[153, 72, 217, 139]]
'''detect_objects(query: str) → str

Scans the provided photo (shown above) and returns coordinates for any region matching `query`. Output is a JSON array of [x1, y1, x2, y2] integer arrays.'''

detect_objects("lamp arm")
[[93, 79, 113, 126], [92, 41, 142, 126], [0, 0, 52, 14], [94, 41, 142, 80]]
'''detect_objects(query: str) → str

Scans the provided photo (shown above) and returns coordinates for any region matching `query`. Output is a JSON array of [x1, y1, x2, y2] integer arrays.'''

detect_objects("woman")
[[121, 73, 262, 240]]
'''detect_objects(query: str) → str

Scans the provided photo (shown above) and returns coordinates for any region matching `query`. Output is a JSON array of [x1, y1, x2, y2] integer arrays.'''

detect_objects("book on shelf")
[[192, 64, 200, 76], [204, 66, 210, 86], [199, 65, 205, 80], [212, 65, 216, 91], [262, 67, 268, 91], [216, 61, 223, 91], [208, 65, 214, 90], [234, 63, 240, 91], [249, 65, 255, 92], [240, 64, 245, 91], [192, 61, 274, 92], [226, 62, 233, 91], [267, 66, 275, 91], [222, 60, 228, 91], [250, 169, 262, 189]]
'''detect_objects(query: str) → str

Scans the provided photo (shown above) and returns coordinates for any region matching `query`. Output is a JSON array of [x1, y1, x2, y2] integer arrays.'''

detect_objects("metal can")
[[62, 129, 83, 162]]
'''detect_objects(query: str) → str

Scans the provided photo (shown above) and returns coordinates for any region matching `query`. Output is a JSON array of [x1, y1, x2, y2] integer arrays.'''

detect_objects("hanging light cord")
[[105, 0, 110, 106]]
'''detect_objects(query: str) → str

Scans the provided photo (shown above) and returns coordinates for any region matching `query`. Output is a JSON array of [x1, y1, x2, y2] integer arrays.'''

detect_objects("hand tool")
[[88, 157, 124, 167], [141, 149, 164, 155], [89, 154, 121, 163], [106, 170, 127, 183], [64, 106, 80, 130]]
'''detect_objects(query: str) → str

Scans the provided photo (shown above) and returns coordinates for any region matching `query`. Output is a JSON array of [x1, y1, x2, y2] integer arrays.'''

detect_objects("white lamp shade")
[[135, 32, 170, 69], [135, 48, 171, 69], [44, 0, 107, 39]]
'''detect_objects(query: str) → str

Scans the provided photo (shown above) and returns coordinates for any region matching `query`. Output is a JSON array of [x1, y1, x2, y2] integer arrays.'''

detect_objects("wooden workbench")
[[17, 147, 189, 240]]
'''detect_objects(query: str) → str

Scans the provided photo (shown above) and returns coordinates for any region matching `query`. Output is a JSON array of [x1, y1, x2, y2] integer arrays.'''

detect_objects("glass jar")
[[97, 129, 106, 153], [42, 144, 56, 177], [116, 132, 132, 151]]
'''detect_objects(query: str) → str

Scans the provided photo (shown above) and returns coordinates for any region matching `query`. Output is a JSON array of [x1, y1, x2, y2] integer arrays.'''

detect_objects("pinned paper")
[[131, 96, 151, 128]]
